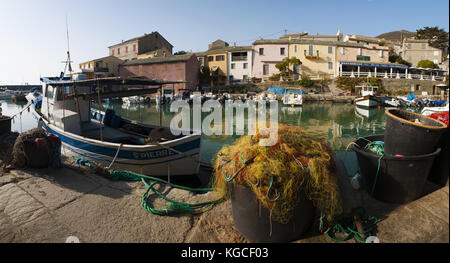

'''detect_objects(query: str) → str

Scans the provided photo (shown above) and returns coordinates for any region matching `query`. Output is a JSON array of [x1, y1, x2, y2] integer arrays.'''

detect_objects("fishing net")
[[0, 131, 19, 167], [213, 123, 342, 225]]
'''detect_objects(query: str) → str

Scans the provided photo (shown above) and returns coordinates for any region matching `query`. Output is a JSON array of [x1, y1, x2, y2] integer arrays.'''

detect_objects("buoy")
[[365, 236, 380, 243]]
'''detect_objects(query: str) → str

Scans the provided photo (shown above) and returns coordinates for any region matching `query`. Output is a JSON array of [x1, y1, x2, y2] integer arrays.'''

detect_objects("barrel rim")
[[385, 108, 447, 130]]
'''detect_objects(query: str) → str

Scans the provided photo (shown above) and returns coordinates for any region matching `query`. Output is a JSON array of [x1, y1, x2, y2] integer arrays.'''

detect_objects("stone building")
[[108, 31, 173, 61], [400, 38, 443, 67]]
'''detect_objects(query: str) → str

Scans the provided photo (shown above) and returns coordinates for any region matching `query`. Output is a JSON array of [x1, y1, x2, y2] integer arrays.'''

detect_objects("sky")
[[0, 0, 448, 85]]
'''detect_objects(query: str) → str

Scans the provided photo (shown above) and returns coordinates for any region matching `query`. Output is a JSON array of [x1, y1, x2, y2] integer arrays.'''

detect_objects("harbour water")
[[1, 99, 388, 175]]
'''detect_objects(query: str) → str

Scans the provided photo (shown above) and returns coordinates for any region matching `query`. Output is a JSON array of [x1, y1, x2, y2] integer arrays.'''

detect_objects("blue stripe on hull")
[[42, 122, 201, 161], [63, 142, 199, 166]]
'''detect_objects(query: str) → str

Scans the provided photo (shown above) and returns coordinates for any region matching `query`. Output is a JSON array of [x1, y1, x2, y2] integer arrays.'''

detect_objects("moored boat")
[[354, 85, 379, 109], [37, 76, 202, 176]]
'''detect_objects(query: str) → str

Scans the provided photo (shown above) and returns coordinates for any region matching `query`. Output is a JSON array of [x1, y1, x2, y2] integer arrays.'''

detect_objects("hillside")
[[376, 30, 415, 42]]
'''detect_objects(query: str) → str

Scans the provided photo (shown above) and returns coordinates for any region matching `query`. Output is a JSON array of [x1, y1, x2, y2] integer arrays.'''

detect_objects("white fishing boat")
[[354, 85, 379, 109], [421, 102, 449, 116], [378, 96, 401, 107], [122, 95, 144, 104], [38, 76, 202, 176], [282, 88, 303, 106]]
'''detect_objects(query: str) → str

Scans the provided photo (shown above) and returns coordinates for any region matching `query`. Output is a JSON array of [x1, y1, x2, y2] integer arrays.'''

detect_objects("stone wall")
[[380, 79, 447, 95]]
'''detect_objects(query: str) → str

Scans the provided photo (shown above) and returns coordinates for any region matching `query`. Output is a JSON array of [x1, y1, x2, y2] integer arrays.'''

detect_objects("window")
[[133, 44, 136, 52], [263, 64, 269, 75], [199, 57, 204, 65], [294, 45, 297, 53], [328, 62, 333, 70], [243, 63, 248, 69], [340, 47, 345, 55], [208, 56, 214, 62], [117, 48, 120, 55], [328, 46, 332, 54], [231, 63, 235, 69], [216, 55, 225, 61], [379, 50, 384, 58], [358, 48, 362, 56], [259, 48, 264, 55], [280, 47, 285, 55], [434, 51, 439, 56], [243, 75, 248, 81], [316, 50, 319, 57], [112, 49, 114, 56], [126, 46, 128, 53], [46, 85, 54, 99], [308, 45, 313, 56], [304, 50, 306, 56]]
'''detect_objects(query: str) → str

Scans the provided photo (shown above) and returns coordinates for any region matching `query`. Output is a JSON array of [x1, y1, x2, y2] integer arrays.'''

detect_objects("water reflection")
[[2, 100, 387, 164]]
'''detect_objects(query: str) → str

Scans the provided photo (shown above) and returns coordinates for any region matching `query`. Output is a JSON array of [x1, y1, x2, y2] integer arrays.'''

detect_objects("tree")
[[199, 66, 211, 86], [395, 57, 412, 67], [174, 51, 188, 55], [275, 57, 301, 80], [415, 26, 449, 54], [417, 59, 439, 69]]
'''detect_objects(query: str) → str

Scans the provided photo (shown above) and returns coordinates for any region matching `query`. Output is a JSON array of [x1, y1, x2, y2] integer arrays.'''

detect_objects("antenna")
[[62, 14, 73, 79]]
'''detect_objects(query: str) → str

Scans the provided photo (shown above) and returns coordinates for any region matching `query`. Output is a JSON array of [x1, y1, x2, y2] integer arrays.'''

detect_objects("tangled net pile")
[[213, 123, 342, 225]]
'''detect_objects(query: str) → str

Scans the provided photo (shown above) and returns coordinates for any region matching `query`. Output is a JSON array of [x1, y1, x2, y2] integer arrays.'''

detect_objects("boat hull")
[[355, 95, 379, 109], [41, 119, 202, 176]]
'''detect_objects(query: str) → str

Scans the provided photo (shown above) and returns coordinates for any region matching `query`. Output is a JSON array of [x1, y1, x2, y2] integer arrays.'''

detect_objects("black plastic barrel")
[[384, 108, 447, 156], [428, 128, 449, 187], [230, 183, 314, 243], [0, 115, 12, 135], [352, 135, 441, 204]]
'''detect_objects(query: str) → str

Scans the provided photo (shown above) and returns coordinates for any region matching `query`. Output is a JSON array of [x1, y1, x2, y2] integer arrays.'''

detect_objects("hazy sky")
[[0, 0, 448, 85]]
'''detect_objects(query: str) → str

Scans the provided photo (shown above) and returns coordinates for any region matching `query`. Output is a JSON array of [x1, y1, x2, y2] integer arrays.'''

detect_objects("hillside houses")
[[77, 29, 448, 95]]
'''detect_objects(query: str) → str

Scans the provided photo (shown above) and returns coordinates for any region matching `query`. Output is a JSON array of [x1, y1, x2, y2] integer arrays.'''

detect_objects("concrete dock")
[[0, 160, 448, 243]]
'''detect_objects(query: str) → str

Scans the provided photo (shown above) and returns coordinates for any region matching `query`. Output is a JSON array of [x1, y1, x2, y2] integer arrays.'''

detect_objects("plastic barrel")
[[230, 183, 314, 243], [384, 108, 447, 156], [352, 135, 441, 204], [428, 128, 449, 187], [0, 115, 12, 135]]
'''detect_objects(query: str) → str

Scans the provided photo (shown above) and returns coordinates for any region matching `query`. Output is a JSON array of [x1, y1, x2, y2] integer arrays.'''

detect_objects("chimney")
[[233, 42, 236, 47]]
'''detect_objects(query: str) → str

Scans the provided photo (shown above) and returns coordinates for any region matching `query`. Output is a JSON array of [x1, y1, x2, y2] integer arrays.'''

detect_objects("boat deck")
[[82, 120, 145, 145]]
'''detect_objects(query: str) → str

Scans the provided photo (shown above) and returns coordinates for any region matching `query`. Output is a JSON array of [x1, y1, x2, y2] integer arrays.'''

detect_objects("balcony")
[[231, 56, 248, 62], [356, 55, 371, 61], [305, 55, 319, 60], [94, 67, 109, 73]]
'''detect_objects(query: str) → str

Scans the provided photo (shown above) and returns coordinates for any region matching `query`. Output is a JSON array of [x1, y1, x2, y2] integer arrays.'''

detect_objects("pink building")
[[252, 39, 289, 81], [119, 54, 200, 94]]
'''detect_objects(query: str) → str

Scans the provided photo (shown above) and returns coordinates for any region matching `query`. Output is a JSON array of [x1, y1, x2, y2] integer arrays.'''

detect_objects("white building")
[[227, 46, 253, 83]]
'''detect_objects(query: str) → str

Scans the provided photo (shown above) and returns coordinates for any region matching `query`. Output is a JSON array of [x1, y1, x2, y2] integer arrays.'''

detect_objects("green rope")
[[323, 211, 378, 243], [109, 170, 223, 216], [364, 140, 385, 196], [266, 175, 280, 202]]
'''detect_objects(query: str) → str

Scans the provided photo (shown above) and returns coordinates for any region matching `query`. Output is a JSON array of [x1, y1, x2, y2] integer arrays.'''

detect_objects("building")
[[252, 39, 289, 81], [399, 38, 443, 67], [137, 47, 172, 60], [227, 46, 253, 83], [78, 56, 123, 78], [108, 31, 173, 61], [195, 40, 231, 86], [119, 54, 200, 94]]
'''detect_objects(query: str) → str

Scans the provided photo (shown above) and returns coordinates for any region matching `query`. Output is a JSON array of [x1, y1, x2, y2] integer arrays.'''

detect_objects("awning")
[[340, 62, 408, 69]]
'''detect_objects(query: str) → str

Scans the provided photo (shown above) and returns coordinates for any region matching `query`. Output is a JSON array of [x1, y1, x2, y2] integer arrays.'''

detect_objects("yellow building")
[[288, 40, 338, 79], [78, 56, 123, 79], [195, 49, 228, 86]]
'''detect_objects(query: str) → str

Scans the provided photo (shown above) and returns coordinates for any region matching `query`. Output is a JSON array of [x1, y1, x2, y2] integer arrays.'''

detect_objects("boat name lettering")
[[133, 149, 177, 159]]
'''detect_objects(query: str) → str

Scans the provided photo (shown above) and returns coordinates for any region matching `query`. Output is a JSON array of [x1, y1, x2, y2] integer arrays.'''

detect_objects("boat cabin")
[[359, 86, 378, 96]]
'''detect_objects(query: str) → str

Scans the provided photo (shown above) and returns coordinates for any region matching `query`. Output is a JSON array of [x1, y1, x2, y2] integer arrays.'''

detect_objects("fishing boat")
[[378, 96, 401, 107], [421, 101, 449, 116], [354, 85, 379, 109], [282, 88, 303, 107], [37, 76, 202, 176]]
